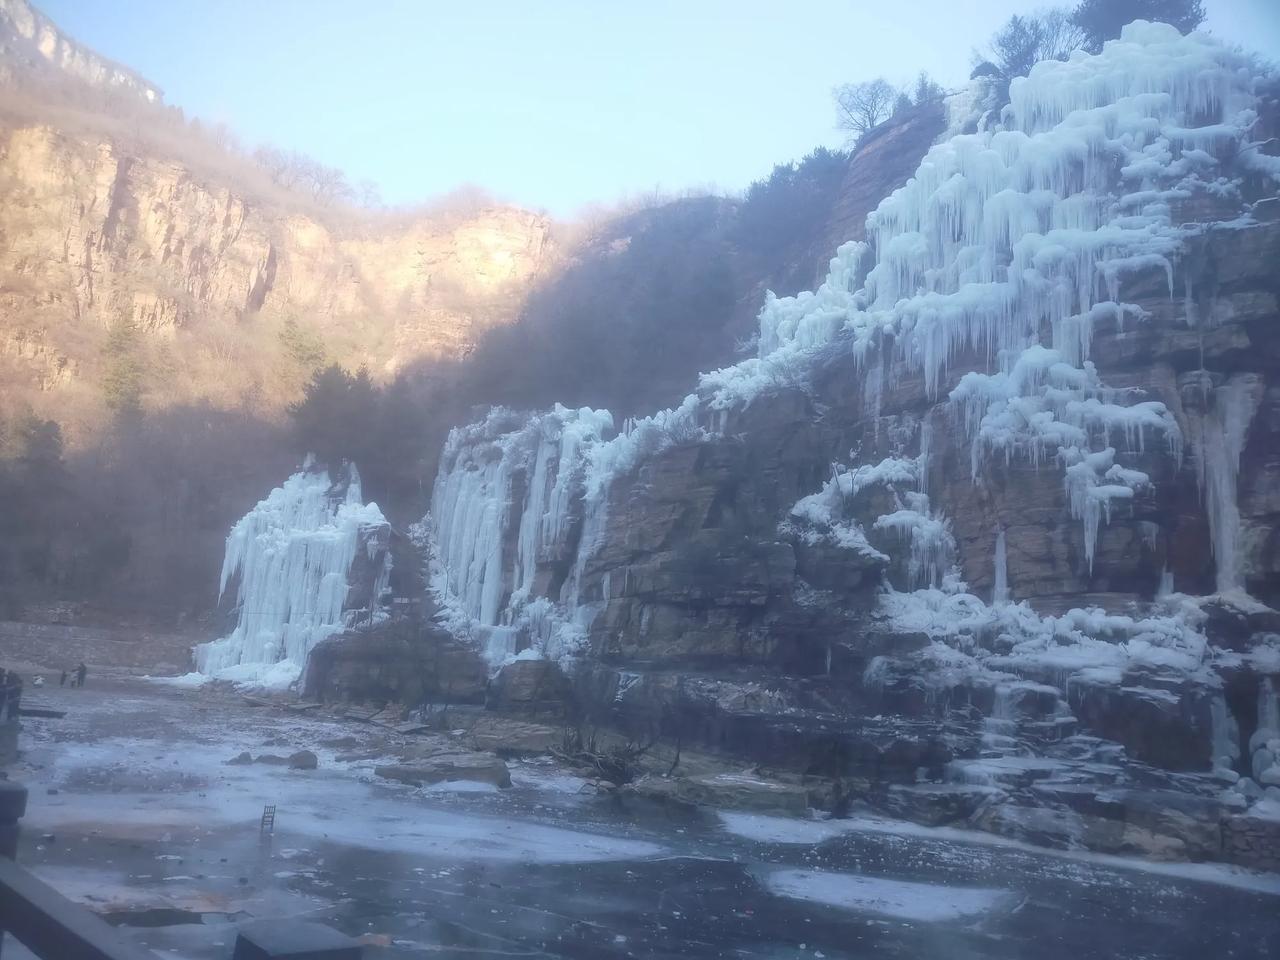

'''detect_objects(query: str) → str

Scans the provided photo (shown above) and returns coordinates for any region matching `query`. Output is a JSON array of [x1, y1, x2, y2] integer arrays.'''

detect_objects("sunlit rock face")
[[420, 22, 1280, 863], [0, 120, 554, 406], [0, 0, 163, 102], [0, 110, 554, 439], [194, 464, 391, 690]]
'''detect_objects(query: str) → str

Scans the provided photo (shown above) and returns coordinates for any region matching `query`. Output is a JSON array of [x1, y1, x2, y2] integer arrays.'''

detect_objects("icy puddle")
[[8, 680, 1280, 960], [764, 868, 1014, 922]]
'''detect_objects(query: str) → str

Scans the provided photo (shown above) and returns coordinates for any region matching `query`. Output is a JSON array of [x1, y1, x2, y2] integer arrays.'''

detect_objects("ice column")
[[993, 527, 1009, 606], [1191, 375, 1263, 594], [194, 464, 389, 688]]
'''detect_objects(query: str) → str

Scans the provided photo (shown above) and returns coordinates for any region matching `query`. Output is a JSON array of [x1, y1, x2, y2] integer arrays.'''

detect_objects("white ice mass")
[[425, 23, 1277, 685], [193, 464, 390, 689]]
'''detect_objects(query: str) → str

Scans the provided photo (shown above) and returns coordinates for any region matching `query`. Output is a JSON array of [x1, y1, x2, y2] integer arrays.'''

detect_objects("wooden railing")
[[0, 782, 360, 959], [0, 781, 158, 958]]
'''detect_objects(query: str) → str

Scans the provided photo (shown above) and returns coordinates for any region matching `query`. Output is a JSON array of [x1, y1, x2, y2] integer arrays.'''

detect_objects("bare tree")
[[357, 178, 382, 208], [988, 7, 1087, 81], [252, 146, 296, 188], [833, 78, 896, 139], [251, 145, 354, 206], [308, 163, 354, 206], [1038, 7, 1089, 61]]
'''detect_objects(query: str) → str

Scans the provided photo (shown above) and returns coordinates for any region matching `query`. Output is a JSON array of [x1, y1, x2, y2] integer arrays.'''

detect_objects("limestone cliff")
[[0, 120, 554, 434], [0, 0, 161, 103], [0, 110, 550, 440]]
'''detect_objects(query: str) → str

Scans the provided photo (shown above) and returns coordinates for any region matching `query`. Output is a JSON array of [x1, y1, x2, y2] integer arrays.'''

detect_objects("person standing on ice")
[[75, 662, 87, 688], [60, 669, 68, 687]]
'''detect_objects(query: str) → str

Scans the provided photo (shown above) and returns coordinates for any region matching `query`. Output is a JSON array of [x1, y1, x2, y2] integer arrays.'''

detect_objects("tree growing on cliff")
[[985, 8, 1086, 81], [288, 363, 380, 474], [101, 318, 146, 416], [735, 146, 849, 263], [913, 71, 945, 104], [279, 319, 327, 373], [252, 146, 355, 206], [1070, 0, 1205, 52], [833, 78, 896, 140]]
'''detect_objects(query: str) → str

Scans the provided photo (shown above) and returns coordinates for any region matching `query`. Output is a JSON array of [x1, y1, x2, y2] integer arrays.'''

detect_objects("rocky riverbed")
[[3, 678, 1278, 959]]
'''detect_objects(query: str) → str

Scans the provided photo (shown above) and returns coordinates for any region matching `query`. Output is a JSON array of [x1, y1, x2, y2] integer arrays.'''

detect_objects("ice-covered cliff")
[[194, 464, 390, 689], [422, 23, 1280, 865], [431, 21, 1277, 655]]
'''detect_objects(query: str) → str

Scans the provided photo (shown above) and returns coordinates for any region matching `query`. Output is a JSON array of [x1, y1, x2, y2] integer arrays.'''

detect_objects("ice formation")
[[426, 23, 1277, 696], [993, 528, 1010, 606], [1184, 373, 1264, 593], [427, 405, 618, 667], [700, 21, 1267, 568], [193, 464, 390, 689]]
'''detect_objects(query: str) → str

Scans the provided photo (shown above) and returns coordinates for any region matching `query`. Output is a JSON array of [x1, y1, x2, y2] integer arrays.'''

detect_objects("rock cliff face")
[[0, 120, 554, 430], [411, 25, 1280, 866], [0, 0, 160, 102]]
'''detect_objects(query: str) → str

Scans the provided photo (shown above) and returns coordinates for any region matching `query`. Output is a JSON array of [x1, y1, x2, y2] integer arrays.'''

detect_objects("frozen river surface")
[[8, 680, 1280, 959]]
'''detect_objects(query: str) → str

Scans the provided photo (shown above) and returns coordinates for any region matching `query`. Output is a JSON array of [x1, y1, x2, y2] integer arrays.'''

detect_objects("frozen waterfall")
[[699, 21, 1266, 568], [193, 464, 390, 689], [424, 22, 1278, 680]]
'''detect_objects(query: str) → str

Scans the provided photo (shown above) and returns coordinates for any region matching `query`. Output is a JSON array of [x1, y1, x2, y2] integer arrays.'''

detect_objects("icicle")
[[1193, 375, 1263, 594], [429, 405, 613, 626], [993, 527, 1009, 606], [195, 463, 389, 688], [917, 415, 933, 497], [873, 492, 957, 590], [1209, 692, 1240, 774]]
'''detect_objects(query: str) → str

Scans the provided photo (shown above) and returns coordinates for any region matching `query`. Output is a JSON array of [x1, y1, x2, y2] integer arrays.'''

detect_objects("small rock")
[[225, 752, 253, 766], [318, 736, 359, 749]]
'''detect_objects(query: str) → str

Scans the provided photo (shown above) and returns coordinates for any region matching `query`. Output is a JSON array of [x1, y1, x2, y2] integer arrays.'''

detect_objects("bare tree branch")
[[833, 78, 897, 140]]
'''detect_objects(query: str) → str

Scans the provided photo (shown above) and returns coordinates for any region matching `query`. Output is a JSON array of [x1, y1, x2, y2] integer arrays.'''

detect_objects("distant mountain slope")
[[0, 1, 555, 441]]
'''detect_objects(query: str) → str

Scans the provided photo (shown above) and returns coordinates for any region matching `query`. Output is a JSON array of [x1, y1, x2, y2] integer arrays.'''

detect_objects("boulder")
[[877, 783, 1004, 826], [251, 754, 290, 766], [487, 659, 571, 717], [287, 750, 318, 770], [375, 753, 511, 789], [465, 717, 562, 756], [305, 620, 487, 705], [623, 771, 810, 815]]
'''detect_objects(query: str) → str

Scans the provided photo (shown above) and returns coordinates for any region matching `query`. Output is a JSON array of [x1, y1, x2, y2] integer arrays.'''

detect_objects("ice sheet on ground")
[[763, 867, 1012, 922], [29, 733, 661, 865], [718, 812, 1280, 896]]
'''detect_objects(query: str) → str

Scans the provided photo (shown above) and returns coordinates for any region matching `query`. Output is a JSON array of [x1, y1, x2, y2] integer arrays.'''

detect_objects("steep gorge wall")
[[0, 121, 554, 432], [0, 0, 160, 103]]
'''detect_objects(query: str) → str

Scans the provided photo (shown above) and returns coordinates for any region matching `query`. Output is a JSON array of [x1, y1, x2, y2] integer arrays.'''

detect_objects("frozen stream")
[[8, 679, 1280, 959]]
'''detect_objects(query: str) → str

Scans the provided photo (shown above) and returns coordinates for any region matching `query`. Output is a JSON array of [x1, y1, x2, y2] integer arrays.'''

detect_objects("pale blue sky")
[[39, 0, 1280, 215]]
